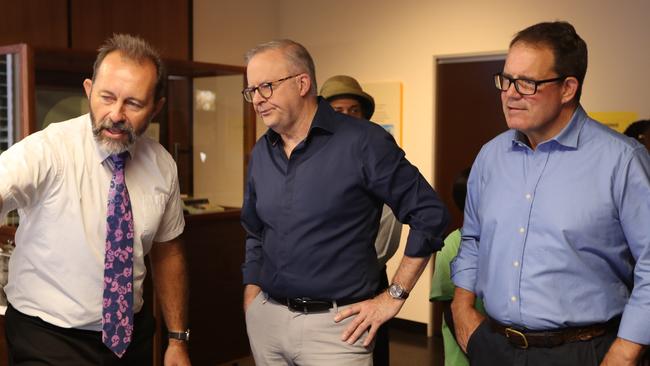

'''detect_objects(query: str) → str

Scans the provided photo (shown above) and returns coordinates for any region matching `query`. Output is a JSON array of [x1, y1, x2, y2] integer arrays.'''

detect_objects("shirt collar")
[[512, 105, 587, 150], [264, 97, 339, 146]]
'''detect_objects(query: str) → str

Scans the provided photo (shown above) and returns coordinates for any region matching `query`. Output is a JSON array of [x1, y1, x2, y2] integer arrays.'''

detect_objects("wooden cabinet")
[[0, 0, 190, 59], [183, 210, 250, 364]]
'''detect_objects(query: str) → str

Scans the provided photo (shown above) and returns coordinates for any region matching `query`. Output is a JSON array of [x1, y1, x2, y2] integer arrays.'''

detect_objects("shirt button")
[[513, 261, 520, 267], [519, 227, 525, 233], [511, 296, 517, 302], [525, 193, 532, 200]]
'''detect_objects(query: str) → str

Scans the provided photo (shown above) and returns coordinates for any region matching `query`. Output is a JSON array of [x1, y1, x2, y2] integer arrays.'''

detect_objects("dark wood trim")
[[0, 44, 36, 138], [21, 44, 35, 138], [0, 226, 17, 238], [243, 76, 257, 189], [188, 0, 193, 61]]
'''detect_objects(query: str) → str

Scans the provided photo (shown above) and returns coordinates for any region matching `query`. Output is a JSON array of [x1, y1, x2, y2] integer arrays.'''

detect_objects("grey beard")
[[91, 115, 137, 155]]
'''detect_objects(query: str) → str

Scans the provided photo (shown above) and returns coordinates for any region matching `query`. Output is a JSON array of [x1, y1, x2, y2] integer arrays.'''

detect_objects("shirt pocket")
[[133, 193, 167, 250]]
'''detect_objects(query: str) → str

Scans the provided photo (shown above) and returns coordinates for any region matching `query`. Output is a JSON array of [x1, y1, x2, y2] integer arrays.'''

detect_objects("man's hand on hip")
[[451, 287, 485, 353], [334, 291, 403, 347]]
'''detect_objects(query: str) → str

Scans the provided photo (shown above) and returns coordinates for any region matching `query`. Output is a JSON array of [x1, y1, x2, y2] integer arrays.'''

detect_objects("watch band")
[[168, 329, 190, 341]]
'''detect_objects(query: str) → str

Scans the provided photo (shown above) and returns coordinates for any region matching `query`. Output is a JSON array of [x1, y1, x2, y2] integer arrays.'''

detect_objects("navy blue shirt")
[[241, 99, 449, 300]]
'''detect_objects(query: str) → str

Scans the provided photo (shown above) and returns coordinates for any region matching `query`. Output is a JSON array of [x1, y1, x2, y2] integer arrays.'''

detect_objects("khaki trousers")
[[245, 292, 374, 366]]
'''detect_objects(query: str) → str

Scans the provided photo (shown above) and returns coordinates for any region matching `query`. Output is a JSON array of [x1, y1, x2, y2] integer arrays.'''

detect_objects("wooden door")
[[434, 55, 507, 233], [432, 54, 506, 336]]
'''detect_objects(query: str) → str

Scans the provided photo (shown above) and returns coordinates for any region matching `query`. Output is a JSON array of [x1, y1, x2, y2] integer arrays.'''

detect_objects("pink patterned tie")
[[102, 152, 134, 357]]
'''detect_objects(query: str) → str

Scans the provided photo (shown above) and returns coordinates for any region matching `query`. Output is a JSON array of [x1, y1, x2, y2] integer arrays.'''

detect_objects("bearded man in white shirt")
[[0, 34, 191, 366]]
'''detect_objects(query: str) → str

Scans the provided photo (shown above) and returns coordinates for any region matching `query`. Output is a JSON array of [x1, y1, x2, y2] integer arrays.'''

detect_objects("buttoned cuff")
[[617, 304, 650, 345], [404, 229, 444, 257]]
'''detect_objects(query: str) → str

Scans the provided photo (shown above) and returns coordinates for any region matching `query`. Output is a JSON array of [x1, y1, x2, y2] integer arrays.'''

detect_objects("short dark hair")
[[452, 167, 471, 211], [245, 39, 318, 96], [624, 120, 650, 142], [93, 34, 167, 101], [511, 21, 588, 102]]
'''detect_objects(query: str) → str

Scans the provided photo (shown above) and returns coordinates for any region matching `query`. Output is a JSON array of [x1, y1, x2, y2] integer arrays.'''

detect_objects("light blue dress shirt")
[[451, 106, 650, 345]]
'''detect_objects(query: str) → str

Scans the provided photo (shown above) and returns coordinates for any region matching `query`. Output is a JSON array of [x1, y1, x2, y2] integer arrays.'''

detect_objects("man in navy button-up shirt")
[[240, 39, 448, 365], [451, 21, 650, 366]]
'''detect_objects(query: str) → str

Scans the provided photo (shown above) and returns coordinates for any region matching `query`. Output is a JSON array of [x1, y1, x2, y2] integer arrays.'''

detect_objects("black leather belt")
[[268, 295, 360, 313], [489, 316, 620, 349]]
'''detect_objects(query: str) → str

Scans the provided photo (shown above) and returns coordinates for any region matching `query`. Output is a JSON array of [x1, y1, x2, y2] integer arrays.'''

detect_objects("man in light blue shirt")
[[451, 21, 650, 366]]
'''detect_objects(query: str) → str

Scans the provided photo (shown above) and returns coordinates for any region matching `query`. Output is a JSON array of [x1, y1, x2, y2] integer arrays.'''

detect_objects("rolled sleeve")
[[404, 228, 444, 257], [450, 158, 482, 293]]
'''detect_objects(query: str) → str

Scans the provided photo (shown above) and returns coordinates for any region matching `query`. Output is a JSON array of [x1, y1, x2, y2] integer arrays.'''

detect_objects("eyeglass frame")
[[241, 74, 302, 103], [494, 72, 569, 96]]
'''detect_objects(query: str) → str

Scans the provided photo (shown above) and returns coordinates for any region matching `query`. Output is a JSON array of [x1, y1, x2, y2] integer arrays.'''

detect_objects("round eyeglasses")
[[242, 74, 301, 103]]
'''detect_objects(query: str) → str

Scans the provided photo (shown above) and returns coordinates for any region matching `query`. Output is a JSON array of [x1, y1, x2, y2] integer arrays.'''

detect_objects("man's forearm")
[[150, 237, 189, 332], [451, 287, 476, 310], [602, 338, 646, 365], [391, 254, 432, 292]]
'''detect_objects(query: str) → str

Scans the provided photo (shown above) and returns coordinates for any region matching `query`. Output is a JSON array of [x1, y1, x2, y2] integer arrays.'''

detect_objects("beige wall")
[[194, 0, 650, 331]]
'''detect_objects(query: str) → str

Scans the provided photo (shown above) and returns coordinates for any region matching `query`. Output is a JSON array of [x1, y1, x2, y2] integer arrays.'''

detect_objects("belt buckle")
[[287, 297, 310, 313], [505, 327, 529, 349]]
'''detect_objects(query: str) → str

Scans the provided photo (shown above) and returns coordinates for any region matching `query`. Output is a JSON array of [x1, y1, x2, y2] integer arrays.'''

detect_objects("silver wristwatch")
[[388, 283, 410, 300]]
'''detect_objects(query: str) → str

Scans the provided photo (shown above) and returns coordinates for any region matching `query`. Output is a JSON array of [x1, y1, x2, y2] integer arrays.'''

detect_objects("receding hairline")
[[94, 50, 159, 85], [246, 47, 305, 75]]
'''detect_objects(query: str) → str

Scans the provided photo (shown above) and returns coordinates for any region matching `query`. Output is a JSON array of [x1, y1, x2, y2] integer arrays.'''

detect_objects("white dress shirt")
[[0, 114, 184, 330]]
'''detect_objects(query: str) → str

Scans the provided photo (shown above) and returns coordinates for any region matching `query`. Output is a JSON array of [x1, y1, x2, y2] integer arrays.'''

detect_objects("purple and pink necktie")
[[102, 152, 134, 358]]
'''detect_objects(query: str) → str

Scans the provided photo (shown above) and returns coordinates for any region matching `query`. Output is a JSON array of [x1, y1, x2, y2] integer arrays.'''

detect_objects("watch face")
[[389, 284, 403, 298]]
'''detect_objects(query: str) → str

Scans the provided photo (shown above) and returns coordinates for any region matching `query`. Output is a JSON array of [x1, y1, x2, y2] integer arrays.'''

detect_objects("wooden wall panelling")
[[69, 0, 190, 60], [0, 0, 68, 48]]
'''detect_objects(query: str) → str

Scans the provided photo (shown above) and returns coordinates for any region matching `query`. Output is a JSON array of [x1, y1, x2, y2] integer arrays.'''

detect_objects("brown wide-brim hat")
[[320, 75, 375, 119]]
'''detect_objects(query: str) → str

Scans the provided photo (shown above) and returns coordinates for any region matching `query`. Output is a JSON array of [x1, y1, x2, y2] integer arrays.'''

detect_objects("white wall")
[[194, 0, 650, 332]]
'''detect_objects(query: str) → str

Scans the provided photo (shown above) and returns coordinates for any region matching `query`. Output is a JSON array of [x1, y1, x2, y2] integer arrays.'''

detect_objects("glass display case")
[[0, 43, 256, 224]]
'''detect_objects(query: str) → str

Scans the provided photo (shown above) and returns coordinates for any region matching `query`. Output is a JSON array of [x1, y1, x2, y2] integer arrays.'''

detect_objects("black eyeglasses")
[[494, 72, 567, 95], [242, 74, 301, 103]]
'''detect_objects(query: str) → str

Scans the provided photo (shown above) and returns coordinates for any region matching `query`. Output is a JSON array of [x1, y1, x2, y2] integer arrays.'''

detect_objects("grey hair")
[[93, 33, 167, 101], [245, 39, 317, 96]]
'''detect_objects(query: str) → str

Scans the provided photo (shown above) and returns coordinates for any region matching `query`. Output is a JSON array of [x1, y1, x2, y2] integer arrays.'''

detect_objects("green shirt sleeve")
[[430, 229, 462, 301]]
